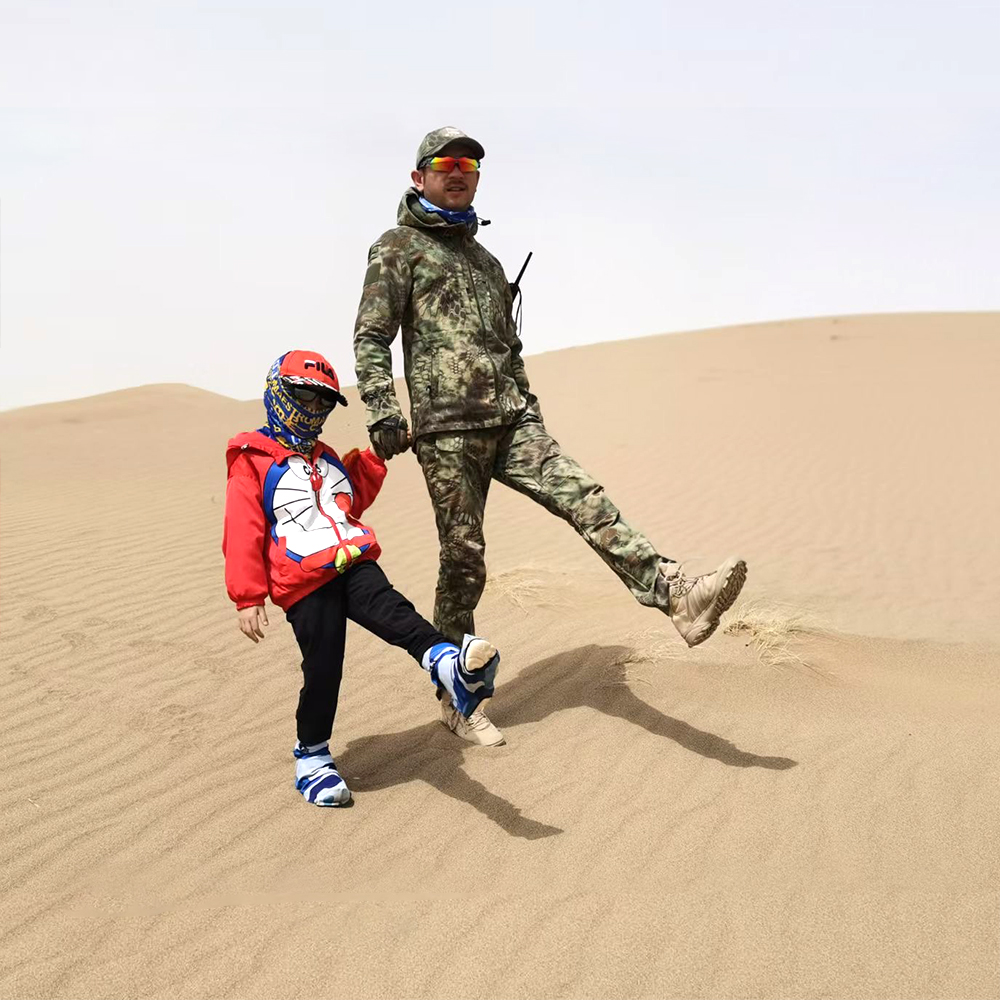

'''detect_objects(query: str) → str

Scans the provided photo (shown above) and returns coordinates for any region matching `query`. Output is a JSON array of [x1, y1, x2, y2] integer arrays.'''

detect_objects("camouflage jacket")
[[353, 188, 540, 439]]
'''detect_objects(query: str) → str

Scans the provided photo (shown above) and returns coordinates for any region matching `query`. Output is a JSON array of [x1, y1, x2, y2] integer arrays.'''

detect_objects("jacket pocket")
[[432, 432, 464, 454], [415, 432, 465, 511], [409, 352, 437, 402]]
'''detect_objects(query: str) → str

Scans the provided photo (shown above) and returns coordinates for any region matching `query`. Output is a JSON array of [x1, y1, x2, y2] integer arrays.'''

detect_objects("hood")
[[226, 430, 334, 470], [397, 187, 478, 237]]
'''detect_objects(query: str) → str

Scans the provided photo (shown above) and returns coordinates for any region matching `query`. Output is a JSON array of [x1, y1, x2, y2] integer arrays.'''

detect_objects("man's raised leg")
[[493, 416, 746, 646], [493, 418, 663, 600]]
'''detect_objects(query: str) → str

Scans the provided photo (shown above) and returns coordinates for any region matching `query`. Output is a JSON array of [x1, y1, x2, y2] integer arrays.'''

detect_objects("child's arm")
[[341, 447, 388, 517], [223, 454, 271, 641]]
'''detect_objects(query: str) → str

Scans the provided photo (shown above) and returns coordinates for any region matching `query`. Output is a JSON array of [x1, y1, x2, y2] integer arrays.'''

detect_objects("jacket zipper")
[[461, 243, 503, 409], [310, 459, 351, 564]]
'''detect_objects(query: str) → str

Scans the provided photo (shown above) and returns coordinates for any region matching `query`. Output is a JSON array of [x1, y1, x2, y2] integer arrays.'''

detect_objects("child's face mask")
[[261, 361, 336, 451]]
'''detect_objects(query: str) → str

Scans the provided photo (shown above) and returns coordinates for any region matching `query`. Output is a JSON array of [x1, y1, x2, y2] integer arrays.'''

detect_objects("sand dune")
[[1, 313, 998, 999]]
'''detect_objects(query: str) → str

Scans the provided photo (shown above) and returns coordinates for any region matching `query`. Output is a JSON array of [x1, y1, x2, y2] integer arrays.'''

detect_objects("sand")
[[1, 312, 997, 999]]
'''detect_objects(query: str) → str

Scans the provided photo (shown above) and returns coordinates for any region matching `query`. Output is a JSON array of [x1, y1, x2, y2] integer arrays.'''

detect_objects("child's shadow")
[[339, 644, 798, 842]]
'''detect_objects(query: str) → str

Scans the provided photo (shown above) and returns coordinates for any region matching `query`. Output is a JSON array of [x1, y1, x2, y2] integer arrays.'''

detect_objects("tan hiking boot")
[[440, 697, 506, 747], [658, 556, 747, 647]]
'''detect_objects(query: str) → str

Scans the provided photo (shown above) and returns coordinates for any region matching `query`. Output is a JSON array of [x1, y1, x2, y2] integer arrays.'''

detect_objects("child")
[[223, 350, 500, 807]]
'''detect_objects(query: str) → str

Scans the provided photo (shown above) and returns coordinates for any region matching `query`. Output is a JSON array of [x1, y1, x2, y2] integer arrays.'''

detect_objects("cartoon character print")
[[262, 452, 375, 574]]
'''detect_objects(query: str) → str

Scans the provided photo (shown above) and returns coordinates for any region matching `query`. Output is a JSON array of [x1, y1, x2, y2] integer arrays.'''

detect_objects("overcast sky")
[[1, 0, 997, 410]]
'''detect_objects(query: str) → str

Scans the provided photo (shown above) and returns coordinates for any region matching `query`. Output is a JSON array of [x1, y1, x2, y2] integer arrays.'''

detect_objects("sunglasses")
[[288, 385, 338, 406], [421, 156, 481, 173]]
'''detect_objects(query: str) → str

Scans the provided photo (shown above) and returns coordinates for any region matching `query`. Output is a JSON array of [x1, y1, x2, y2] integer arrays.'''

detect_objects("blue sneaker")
[[424, 635, 500, 719], [293, 742, 351, 807]]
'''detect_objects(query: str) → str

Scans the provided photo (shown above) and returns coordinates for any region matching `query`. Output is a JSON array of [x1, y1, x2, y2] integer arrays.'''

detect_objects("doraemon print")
[[263, 450, 376, 574]]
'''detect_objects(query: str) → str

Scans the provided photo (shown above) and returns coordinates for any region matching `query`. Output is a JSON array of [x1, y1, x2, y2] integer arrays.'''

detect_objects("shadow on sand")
[[338, 644, 798, 841]]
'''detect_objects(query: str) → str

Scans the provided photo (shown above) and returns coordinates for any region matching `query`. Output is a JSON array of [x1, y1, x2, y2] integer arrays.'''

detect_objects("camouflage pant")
[[414, 415, 665, 644]]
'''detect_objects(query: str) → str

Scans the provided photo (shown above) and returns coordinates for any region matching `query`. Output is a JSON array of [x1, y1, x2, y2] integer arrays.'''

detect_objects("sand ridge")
[[1, 313, 998, 999]]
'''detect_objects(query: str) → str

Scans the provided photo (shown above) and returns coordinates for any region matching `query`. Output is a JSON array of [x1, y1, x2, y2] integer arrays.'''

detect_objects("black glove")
[[369, 415, 411, 460]]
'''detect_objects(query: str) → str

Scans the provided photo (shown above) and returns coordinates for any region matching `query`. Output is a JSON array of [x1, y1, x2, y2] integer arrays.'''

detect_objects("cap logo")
[[303, 359, 336, 381]]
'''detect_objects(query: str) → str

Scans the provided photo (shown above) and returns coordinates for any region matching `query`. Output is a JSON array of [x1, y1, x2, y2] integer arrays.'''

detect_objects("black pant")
[[284, 560, 447, 746]]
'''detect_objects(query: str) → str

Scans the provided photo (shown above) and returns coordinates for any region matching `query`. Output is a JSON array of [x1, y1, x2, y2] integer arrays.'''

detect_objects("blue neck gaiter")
[[418, 195, 477, 226], [258, 354, 333, 452]]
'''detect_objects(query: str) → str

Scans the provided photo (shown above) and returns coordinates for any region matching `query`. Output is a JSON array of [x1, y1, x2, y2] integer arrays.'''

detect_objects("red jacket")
[[223, 431, 387, 611]]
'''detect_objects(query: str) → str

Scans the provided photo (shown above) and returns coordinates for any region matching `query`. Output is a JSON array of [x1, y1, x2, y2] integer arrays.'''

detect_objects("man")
[[353, 126, 747, 746]]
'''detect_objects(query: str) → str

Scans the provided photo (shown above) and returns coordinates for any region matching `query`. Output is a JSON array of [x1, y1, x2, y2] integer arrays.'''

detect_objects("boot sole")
[[314, 791, 352, 807], [683, 558, 748, 647], [463, 639, 498, 673]]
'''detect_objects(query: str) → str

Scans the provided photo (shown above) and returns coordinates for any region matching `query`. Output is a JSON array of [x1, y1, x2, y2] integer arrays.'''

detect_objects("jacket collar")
[[397, 187, 478, 238], [226, 430, 335, 470]]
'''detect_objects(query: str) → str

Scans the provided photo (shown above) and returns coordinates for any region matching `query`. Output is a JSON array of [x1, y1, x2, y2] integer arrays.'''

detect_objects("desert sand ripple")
[[1, 314, 998, 999]]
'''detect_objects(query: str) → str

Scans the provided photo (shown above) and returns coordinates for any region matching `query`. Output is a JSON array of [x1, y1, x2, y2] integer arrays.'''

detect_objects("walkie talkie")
[[510, 251, 533, 303]]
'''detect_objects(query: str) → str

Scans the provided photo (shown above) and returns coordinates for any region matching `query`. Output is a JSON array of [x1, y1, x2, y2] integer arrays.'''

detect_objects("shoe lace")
[[442, 698, 493, 732], [662, 560, 700, 598], [466, 710, 492, 730]]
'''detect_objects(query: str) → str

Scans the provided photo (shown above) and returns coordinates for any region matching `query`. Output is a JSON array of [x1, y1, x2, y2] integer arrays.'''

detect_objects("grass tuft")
[[483, 567, 569, 611], [723, 600, 831, 671]]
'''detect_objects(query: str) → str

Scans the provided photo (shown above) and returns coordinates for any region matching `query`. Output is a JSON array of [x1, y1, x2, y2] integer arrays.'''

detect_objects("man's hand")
[[238, 604, 269, 643], [369, 415, 411, 460]]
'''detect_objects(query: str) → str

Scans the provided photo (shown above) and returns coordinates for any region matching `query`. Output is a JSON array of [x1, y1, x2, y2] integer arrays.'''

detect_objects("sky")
[[1, 0, 998, 410]]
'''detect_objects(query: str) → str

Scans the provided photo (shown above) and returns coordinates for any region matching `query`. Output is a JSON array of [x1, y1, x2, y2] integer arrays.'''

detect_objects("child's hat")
[[278, 350, 349, 407]]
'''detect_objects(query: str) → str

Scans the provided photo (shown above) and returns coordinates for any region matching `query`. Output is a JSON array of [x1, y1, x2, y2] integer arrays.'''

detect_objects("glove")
[[369, 415, 411, 460]]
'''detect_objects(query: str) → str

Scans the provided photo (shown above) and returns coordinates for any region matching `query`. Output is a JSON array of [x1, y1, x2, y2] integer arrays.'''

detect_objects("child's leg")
[[344, 561, 500, 718], [284, 580, 351, 806], [343, 560, 447, 661], [285, 579, 348, 746]]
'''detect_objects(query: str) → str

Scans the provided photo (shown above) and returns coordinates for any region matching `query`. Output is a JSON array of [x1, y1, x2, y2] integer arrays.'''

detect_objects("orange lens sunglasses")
[[422, 156, 481, 173]]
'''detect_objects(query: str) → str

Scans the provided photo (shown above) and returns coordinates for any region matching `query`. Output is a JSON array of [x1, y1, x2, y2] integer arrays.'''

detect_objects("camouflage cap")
[[415, 127, 485, 167]]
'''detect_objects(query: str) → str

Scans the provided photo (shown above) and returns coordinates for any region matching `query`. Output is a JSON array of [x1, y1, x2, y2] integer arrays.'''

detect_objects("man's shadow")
[[339, 644, 798, 842]]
